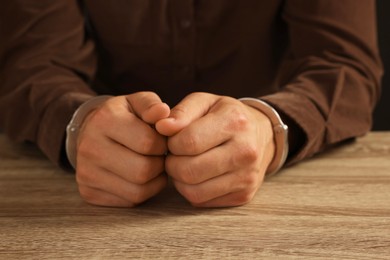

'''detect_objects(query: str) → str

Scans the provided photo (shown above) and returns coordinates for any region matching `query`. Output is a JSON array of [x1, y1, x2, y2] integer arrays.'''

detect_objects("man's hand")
[[156, 92, 275, 207], [76, 92, 170, 207]]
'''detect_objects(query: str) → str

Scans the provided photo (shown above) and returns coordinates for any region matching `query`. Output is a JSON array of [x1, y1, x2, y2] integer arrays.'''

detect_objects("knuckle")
[[90, 106, 111, 126], [133, 157, 163, 185], [187, 192, 204, 205], [225, 107, 250, 132], [182, 132, 199, 154], [75, 166, 93, 185], [78, 186, 96, 203], [240, 172, 259, 191], [130, 187, 149, 205], [138, 133, 157, 155], [242, 145, 260, 163], [133, 161, 154, 185], [181, 187, 204, 205], [232, 144, 260, 166], [234, 190, 256, 206], [180, 163, 199, 185], [242, 144, 260, 162], [93, 98, 125, 126], [133, 172, 150, 186], [77, 139, 98, 159], [166, 157, 200, 184], [136, 91, 161, 109], [171, 104, 187, 117]]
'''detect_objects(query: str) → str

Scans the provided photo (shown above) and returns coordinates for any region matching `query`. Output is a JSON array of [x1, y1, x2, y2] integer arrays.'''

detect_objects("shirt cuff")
[[37, 92, 96, 169], [261, 91, 324, 164]]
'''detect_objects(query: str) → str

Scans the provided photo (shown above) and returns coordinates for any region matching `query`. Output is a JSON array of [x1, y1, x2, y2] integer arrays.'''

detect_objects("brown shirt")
[[0, 1, 383, 167]]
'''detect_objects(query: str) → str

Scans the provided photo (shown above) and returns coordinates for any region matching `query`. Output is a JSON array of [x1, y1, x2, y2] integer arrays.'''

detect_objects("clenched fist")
[[156, 92, 275, 207], [75, 92, 170, 207]]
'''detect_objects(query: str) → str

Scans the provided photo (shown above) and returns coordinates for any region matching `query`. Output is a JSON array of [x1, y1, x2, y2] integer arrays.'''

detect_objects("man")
[[0, 1, 382, 207]]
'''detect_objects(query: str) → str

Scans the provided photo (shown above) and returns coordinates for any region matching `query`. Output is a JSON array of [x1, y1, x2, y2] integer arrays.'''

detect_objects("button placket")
[[171, 0, 196, 82]]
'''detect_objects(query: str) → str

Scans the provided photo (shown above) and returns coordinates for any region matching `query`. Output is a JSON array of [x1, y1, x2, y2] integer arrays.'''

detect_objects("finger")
[[84, 104, 167, 155], [126, 91, 170, 124], [166, 141, 244, 185], [76, 163, 168, 205], [79, 137, 165, 184], [165, 96, 254, 155], [192, 189, 258, 208], [156, 92, 219, 136], [108, 114, 167, 155], [166, 107, 243, 155], [78, 185, 136, 207], [173, 170, 261, 205]]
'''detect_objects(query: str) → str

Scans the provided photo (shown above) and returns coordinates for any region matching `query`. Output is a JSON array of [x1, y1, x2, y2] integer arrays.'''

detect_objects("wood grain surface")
[[0, 132, 389, 259]]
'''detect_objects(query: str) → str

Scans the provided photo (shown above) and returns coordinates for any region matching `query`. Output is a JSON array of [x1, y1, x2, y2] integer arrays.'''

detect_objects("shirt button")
[[180, 20, 192, 29]]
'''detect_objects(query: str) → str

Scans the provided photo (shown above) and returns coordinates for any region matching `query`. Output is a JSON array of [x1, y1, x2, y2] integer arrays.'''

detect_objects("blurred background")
[[373, 0, 390, 130]]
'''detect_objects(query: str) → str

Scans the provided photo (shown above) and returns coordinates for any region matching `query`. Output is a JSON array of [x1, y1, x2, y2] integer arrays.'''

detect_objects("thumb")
[[155, 92, 219, 136], [126, 92, 170, 124]]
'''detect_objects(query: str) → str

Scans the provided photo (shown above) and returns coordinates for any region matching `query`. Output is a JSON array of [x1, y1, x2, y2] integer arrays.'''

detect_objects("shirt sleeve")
[[0, 1, 97, 167], [261, 0, 383, 164]]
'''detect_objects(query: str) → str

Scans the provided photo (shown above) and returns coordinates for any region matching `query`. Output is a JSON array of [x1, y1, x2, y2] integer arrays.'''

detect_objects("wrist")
[[239, 97, 289, 176], [65, 95, 112, 169]]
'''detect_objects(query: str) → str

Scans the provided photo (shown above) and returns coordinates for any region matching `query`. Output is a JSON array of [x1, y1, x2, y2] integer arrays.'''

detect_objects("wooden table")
[[1, 132, 389, 259]]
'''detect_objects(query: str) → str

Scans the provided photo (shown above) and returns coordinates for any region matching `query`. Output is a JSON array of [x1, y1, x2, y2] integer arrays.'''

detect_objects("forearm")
[[261, 0, 382, 163], [0, 1, 97, 167]]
